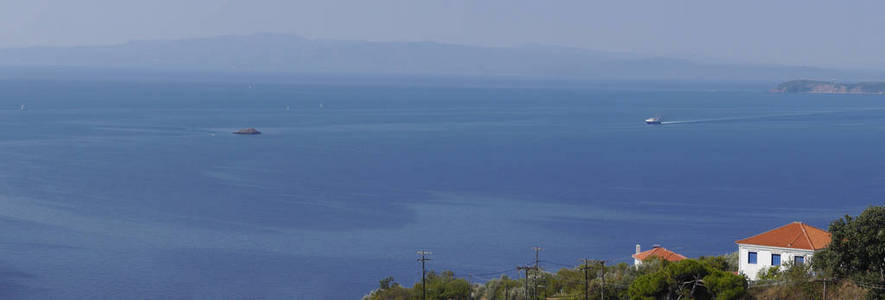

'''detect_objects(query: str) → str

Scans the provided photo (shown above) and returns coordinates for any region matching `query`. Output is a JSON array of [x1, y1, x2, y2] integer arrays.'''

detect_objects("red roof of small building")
[[632, 246, 687, 262], [735, 222, 831, 250]]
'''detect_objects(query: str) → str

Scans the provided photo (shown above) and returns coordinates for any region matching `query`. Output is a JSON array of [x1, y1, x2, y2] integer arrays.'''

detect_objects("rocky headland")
[[772, 80, 885, 94]]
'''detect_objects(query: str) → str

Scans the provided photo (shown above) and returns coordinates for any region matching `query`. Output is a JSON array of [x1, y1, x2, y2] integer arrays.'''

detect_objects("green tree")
[[364, 276, 413, 300], [629, 271, 670, 300], [379, 276, 396, 290], [697, 252, 739, 272], [814, 205, 885, 299], [628, 259, 746, 300], [413, 270, 472, 300], [704, 270, 747, 299], [441, 279, 470, 299]]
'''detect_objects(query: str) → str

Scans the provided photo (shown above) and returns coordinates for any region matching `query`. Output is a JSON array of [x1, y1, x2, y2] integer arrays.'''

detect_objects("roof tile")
[[735, 222, 831, 250], [632, 246, 687, 262]]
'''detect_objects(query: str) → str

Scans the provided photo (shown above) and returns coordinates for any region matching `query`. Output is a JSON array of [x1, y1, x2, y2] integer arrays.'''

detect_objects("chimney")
[[635, 244, 641, 254]]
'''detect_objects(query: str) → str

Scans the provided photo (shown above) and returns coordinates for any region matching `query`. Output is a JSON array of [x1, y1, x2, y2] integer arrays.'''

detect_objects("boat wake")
[[659, 108, 885, 125]]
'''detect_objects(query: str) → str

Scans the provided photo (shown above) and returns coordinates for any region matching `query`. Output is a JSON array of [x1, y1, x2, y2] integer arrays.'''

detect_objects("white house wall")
[[738, 244, 815, 280]]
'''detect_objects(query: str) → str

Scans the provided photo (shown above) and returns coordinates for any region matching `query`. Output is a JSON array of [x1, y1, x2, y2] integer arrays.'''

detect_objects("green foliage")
[[704, 270, 747, 300], [364, 276, 412, 300], [628, 271, 669, 300], [369, 259, 745, 300], [814, 205, 885, 299], [549, 268, 582, 296], [440, 278, 470, 299], [365, 270, 473, 300], [636, 256, 671, 275], [628, 259, 746, 300], [367, 207, 885, 299], [379, 276, 396, 290], [781, 261, 814, 283], [756, 265, 782, 281], [414, 270, 472, 300], [697, 252, 739, 272], [480, 262, 640, 300], [483, 275, 522, 300]]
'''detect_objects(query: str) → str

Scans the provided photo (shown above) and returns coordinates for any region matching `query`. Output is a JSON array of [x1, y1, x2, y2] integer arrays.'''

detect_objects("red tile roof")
[[735, 222, 831, 250], [632, 246, 687, 262]]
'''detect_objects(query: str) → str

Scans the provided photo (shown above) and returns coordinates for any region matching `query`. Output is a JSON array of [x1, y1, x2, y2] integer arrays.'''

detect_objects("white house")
[[632, 244, 686, 268], [735, 222, 831, 280]]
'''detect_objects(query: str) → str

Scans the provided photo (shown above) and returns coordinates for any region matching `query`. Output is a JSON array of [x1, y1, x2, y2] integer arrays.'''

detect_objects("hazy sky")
[[2, 0, 884, 68]]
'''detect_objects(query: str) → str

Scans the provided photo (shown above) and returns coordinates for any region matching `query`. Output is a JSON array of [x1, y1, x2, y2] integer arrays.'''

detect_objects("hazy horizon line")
[[1, 31, 869, 72]]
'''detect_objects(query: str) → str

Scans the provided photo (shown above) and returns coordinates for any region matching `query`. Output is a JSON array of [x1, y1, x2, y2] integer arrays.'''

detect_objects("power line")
[[540, 260, 578, 268], [467, 268, 517, 278]]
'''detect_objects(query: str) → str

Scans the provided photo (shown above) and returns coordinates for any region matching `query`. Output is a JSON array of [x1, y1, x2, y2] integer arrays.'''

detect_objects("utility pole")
[[467, 274, 476, 300], [531, 246, 542, 300], [504, 280, 509, 300], [418, 250, 431, 300], [599, 260, 606, 300], [516, 265, 538, 300], [580, 259, 590, 300], [532, 246, 543, 269]]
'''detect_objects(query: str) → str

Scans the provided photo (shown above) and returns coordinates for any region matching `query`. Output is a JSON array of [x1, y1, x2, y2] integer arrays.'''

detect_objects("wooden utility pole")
[[418, 250, 432, 300], [579, 259, 605, 300], [532, 246, 542, 299], [599, 260, 606, 300], [580, 259, 591, 300], [517, 265, 538, 300], [532, 246, 543, 269], [505, 281, 509, 300], [466, 275, 472, 300]]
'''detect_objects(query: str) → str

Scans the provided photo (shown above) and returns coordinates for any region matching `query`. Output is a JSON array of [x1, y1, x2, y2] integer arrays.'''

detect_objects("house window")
[[794, 256, 805, 264], [748, 252, 757, 264], [772, 254, 781, 266]]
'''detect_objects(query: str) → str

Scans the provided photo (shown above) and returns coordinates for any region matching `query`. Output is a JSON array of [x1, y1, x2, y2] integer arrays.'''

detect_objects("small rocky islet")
[[232, 128, 261, 135]]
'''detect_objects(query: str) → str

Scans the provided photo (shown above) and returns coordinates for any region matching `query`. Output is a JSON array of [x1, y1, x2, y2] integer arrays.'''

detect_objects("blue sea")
[[0, 76, 882, 299]]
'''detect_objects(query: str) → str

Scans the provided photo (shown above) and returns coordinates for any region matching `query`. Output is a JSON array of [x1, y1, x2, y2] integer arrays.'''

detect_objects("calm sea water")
[[0, 78, 882, 299]]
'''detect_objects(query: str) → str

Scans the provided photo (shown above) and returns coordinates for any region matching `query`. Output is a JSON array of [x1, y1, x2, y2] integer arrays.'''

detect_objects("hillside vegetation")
[[365, 206, 885, 299]]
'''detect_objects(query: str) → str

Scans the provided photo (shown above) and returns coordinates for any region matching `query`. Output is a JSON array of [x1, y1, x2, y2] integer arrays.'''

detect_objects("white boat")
[[645, 116, 662, 124]]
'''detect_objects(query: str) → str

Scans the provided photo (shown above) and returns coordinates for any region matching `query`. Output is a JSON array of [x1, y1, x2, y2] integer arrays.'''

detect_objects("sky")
[[1, 0, 884, 68]]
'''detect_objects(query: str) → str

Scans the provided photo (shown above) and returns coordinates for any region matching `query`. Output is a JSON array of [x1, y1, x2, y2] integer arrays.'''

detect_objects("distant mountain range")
[[772, 80, 885, 94], [0, 33, 883, 81]]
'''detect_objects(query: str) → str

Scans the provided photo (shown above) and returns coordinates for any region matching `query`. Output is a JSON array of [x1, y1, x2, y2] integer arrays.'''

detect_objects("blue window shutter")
[[772, 254, 781, 266], [748, 252, 757, 264], [795, 256, 804, 264]]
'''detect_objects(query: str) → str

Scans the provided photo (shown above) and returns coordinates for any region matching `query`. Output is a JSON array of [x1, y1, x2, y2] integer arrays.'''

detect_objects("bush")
[[628, 259, 746, 300]]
